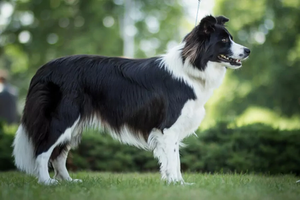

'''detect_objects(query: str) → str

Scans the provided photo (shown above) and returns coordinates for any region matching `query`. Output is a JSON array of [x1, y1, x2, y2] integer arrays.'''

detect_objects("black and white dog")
[[13, 15, 250, 185]]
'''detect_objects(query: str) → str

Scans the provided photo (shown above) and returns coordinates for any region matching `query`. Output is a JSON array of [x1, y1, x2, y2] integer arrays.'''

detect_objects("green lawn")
[[0, 172, 299, 200]]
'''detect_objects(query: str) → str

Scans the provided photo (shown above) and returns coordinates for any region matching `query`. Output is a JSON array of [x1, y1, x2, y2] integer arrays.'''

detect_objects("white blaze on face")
[[230, 39, 248, 59], [216, 38, 250, 69]]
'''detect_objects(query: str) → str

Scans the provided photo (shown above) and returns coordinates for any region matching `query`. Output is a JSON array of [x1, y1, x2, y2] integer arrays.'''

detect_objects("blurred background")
[[0, 0, 299, 174]]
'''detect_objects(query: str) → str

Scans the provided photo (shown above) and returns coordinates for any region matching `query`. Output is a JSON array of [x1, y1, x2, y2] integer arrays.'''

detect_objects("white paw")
[[71, 179, 83, 183], [38, 178, 59, 185], [165, 178, 194, 186], [180, 181, 195, 186], [296, 180, 300, 183]]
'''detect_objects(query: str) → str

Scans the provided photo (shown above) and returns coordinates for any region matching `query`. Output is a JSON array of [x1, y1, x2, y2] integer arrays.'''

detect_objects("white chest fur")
[[169, 64, 226, 140], [160, 44, 227, 137]]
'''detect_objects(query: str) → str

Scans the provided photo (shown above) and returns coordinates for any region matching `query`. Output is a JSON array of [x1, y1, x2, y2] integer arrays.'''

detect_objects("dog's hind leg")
[[35, 97, 81, 185], [36, 149, 58, 185], [51, 143, 82, 182], [36, 118, 80, 185]]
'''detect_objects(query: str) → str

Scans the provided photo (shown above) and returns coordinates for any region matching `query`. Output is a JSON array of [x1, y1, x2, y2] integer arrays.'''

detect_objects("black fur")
[[22, 56, 196, 156]]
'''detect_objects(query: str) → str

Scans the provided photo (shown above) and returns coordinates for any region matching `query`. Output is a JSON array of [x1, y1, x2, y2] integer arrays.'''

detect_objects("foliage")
[[182, 122, 300, 174], [1, 122, 300, 175], [0, 121, 15, 171], [212, 0, 300, 119], [0, 172, 300, 200], [70, 123, 300, 175], [68, 130, 157, 172]]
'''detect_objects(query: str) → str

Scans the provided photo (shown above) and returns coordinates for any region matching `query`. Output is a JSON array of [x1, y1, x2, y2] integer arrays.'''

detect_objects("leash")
[[195, 0, 201, 26]]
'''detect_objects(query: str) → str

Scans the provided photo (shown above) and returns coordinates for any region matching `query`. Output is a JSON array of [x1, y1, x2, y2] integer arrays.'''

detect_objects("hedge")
[[1, 122, 300, 174], [0, 122, 15, 171], [181, 122, 300, 174]]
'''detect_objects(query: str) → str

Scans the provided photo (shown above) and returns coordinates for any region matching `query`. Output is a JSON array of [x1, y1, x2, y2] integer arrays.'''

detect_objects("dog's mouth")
[[218, 54, 242, 66]]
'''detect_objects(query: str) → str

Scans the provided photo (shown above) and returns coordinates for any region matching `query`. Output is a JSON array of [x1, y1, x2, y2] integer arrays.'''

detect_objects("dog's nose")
[[244, 48, 250, 55]]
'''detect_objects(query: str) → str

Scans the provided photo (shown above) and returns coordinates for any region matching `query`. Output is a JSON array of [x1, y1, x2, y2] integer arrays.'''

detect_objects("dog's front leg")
[[153, 129, 184, 184]]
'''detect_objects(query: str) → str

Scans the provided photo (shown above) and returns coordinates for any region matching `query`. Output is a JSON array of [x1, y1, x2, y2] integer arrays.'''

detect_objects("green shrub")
[[70, 123, 300, 175], [181, 122, 300, 174], [68, 130, 157, 172], [1, 121, 300, 175], [0, 122, 15, 171]]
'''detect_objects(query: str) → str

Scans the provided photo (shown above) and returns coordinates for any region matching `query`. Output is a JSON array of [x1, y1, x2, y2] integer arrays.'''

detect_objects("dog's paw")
[[71, 179, 83, 183], [38, 178, 59, 185], [180, 181, 195, 186], [165, 178, 194, 186], [296, 180, 300, 183]]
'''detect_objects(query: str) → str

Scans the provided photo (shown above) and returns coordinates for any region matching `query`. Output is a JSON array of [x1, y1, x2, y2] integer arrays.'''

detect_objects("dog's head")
[[182, 15, 250, 70]]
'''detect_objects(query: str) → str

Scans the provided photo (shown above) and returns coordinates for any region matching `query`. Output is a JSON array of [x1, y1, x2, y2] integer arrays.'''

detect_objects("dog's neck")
[[160, 43, 227, 91]]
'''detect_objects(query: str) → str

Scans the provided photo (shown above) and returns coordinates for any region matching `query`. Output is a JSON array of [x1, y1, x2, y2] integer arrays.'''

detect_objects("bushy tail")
[[12, 125, 37, 175]]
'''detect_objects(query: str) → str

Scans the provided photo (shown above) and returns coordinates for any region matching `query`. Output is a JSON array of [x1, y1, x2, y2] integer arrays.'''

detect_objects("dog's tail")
[[12, 125, 37, 175], [12, 75, 58, 176]]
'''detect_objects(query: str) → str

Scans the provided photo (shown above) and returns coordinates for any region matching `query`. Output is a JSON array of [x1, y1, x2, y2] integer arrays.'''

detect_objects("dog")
[[13, 15, 250, 185]]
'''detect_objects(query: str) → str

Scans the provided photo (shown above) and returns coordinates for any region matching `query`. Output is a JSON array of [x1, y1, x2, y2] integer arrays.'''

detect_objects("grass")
[[0, 172, 299, 200]]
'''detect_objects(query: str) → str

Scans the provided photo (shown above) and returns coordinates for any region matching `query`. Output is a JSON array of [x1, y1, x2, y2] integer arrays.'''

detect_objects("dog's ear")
[[216, 16, 229, 25], [199, 15, 217, 35]]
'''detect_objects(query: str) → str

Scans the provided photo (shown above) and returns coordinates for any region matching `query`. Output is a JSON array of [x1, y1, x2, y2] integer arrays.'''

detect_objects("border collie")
[[13, 15, 250, 185]]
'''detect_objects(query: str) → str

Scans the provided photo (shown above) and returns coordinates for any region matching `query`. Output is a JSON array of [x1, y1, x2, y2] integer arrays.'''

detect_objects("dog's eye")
[[222, 38, 229, 43]]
